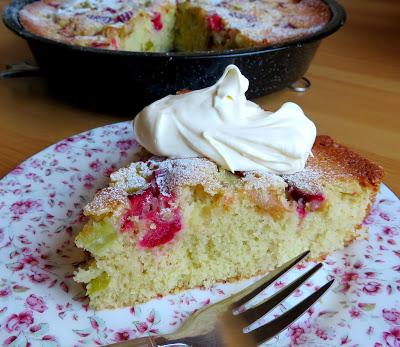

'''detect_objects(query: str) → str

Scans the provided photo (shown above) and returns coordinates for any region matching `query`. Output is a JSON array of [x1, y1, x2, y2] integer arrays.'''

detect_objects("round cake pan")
[[2, 0, 346, 114]]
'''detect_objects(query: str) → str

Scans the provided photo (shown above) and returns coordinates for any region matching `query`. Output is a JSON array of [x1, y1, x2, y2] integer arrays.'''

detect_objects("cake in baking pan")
[[19, 0, 331, 51]]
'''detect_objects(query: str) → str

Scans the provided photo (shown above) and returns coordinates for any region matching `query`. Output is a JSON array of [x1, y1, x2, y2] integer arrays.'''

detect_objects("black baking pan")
[[2, 0, 346, 114]]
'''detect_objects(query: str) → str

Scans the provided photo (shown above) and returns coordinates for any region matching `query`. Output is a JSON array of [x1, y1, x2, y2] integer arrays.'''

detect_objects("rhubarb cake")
[[74, 137, 383, 309], [19, 0, 331, 52], [74, 65, 384, 309]]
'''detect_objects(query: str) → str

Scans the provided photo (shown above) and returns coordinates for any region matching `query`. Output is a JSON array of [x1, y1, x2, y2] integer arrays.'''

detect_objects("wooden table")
[[0, 0, 399, 194]]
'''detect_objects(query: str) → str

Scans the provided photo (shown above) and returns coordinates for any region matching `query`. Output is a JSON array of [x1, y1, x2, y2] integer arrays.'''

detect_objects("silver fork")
[[109, 251, 334, 347]]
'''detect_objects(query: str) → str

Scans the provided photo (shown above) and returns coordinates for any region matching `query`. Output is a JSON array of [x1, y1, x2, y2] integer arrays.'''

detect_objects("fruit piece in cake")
[[74, 65, 384, 309]]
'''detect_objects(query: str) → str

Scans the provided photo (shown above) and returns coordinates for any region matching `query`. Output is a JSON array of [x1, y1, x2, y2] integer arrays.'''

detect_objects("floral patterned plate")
[[0, 122, 399, 347]]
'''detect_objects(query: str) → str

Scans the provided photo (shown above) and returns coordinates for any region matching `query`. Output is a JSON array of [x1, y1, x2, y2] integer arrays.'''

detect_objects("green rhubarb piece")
[[87, 272, 110, 295], [144, 40, 154, 51], [76, 219, 118, 255]]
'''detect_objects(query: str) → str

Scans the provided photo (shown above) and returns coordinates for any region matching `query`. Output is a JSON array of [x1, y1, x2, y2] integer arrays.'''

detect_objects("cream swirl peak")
[[133, 65, 316, 174]]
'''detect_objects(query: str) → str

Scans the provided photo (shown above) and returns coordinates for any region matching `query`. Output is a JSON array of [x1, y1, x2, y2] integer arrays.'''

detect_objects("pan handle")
[[0, 62, 41, 79], [289, 77, 311, 92]]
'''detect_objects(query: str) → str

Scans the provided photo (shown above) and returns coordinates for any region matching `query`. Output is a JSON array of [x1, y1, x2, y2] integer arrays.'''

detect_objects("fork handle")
[[107, 336, 154, 346]]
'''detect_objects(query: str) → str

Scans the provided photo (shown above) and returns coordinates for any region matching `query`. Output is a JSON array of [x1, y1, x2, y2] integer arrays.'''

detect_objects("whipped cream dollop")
[[133, 65, 316, 174]]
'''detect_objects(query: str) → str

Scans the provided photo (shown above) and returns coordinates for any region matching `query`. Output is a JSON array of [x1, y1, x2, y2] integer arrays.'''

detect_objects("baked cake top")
[[19, 0, 173, 47], [185, 0, 331, 43], [19, 0, 331, 50], [83, 135, 384, 218]]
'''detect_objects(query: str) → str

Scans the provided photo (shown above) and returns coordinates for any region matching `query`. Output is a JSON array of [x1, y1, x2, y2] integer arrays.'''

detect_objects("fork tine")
[[249, 279, 335, 344], [232, 250, 310, 309], [236, 263, 322, 325]]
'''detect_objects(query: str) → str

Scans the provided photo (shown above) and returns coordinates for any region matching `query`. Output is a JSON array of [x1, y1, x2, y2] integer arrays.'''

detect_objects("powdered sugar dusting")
[[84, 187, 129, 216], [158, 158, 222, 195], [191, 0, 330, 43], [241, 166, 329, 196], [102, 157, 330, 205], [282, 167, 325, 194], [242, 170, 286, 191], [110, 157, 223, 196], [110, 161, 152, 192], [53, 0, 170, 19], [267, 24, 326, 43]]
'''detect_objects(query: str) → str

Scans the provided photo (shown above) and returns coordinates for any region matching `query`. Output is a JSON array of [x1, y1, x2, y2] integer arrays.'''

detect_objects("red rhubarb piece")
[[151, 12, 163, 31], [207, 13, 224, 32]]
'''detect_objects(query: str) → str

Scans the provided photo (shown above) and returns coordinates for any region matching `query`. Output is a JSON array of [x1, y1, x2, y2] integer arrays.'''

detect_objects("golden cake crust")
[[311, 135, 384, 189]]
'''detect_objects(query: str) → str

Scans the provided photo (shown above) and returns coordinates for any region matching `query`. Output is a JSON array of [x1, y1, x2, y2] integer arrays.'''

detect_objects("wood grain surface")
[[0, 0, 399, 194]]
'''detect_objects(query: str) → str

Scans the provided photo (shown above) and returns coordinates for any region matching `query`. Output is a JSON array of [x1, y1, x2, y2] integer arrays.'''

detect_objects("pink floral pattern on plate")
[[0, 122, 399, 347]]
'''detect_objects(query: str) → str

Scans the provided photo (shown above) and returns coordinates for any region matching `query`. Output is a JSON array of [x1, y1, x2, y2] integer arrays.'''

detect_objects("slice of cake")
[[74, 65, 384, 309], [74, 137, 383, 309]]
